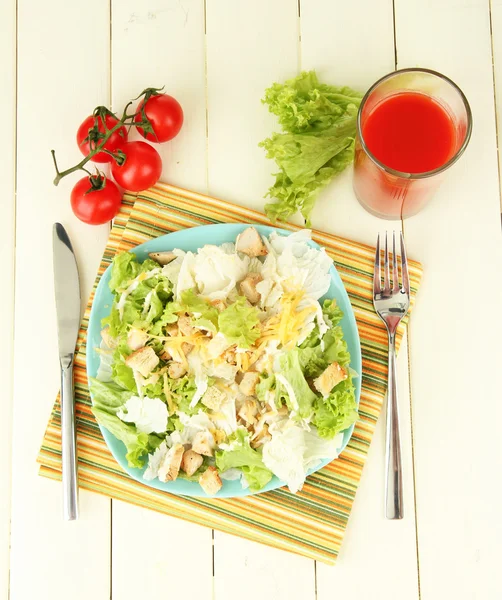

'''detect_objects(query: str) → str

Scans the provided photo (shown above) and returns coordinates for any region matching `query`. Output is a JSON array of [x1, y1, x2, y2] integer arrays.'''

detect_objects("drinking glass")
[[353, 68, 472, 219]]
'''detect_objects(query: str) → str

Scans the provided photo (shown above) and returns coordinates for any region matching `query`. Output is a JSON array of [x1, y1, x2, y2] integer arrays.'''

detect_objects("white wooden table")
[[2, 1, 502, 598]]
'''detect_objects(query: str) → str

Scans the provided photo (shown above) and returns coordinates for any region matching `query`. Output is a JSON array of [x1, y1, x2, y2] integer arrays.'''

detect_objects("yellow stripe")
[[37, 181, 423, 565]]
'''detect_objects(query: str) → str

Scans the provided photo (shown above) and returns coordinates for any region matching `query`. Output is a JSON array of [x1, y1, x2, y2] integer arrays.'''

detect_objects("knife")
[[53, 223, 81, 520]]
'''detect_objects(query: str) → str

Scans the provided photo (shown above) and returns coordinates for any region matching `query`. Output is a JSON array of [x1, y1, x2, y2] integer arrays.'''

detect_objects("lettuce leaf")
[[218, 296, 261, 348], [299, 299, 349, 378], [108, 252, 141, 293], [215, 429, 272, 491], [260, 71, 363, 225], [277, 349, 317, 419], [90, 378, 163, 468], [180, 288, 219, 332], [89, 378, 132, 412], [312, 378, 358, 439], [321, 298, 343, 326], [167, 375, 200, 415]]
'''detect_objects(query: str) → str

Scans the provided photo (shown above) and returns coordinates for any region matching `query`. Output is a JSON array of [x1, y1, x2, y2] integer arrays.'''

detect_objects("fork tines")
[[374, 231, 410, 296]]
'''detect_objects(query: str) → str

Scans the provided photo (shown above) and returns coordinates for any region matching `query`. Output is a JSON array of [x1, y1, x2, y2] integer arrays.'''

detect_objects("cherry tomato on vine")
[[76, 114, 128, 163], [71, 175, 122, 225], [134, 94, 184, 143], [110, 141, 162, 192]]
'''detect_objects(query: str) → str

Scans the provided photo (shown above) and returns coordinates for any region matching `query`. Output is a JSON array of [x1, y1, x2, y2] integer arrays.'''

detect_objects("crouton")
[[239, 272, 263, 305], [313, 362, 348, 397], [148, 251, 177, 266], [239, 371, 261, 396], [236, 227, 268, 257], [181, 449, 204, 477], [181, 342, 194, 356], [101, 327, 118, 349], [168, 362, 187, 379], [199, 466, 222, 495], [223, 349, 237, 364], [165, 323, 179, 337], [125, 346, 159, 377], [212, 429, 226, 445], [178, 315, 195, 337], [211, 299, 227, 312], [158, 443, 184, 482], [251, 424, 272, 449], [192, 431, 214, 457], [201, 386, 226, 410], [159, 344, 172, 362], [127, 327, 149, 351], [238, 398, 258, 424]]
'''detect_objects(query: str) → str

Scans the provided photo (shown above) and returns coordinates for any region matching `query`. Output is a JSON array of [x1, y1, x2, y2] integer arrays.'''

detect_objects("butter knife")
[[53, 223, 81, 520]]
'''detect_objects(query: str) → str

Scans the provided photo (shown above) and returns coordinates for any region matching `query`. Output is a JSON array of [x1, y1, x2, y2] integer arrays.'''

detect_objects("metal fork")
[[373, 231, 410, 520]]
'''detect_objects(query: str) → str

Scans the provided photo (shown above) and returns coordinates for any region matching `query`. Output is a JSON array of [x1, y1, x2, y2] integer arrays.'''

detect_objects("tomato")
[[76, 114, 128, 163], [110, 141, 162, 192], [71, 175, 122, 225], [134, 94, 183, 142]]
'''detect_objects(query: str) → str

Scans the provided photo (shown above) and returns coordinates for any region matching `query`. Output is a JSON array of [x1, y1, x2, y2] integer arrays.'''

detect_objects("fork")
[[373, 231, 410, 520]]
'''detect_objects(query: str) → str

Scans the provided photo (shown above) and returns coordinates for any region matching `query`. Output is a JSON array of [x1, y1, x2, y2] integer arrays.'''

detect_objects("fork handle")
[[385, 333, 403, 519]]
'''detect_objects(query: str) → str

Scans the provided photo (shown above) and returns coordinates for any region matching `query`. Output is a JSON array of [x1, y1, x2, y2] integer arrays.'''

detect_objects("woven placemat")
[[38, 182, 422, 564]]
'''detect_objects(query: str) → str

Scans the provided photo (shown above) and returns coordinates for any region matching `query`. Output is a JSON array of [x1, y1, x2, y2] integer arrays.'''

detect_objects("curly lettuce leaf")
[[215, 429, 272, 492], [321, 298, 344, 326], [262, 70, 363, 133], [108, 252, 141, 293], [312, 378, 358, 439], [260, 70, 363, 225], [167, 375, 201, 415], [218, 296, 261, 348]]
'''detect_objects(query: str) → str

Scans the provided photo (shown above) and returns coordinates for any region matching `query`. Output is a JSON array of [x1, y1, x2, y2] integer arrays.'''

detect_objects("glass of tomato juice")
[[353, 68, 472, 219]]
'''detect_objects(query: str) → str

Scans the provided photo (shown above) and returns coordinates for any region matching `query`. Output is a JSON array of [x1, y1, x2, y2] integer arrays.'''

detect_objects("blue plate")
[[87, 224, 362, 498]]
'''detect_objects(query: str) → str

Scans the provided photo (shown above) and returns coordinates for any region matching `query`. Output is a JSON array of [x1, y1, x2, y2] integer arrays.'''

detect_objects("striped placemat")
[[38, 182, 422, 564]]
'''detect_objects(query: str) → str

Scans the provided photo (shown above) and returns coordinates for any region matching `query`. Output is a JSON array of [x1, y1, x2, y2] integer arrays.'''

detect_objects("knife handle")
[[61, 355, 79, 520]]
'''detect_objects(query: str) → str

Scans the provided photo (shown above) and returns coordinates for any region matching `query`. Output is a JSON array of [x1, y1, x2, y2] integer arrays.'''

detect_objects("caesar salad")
[[90, 227, 358, 495]]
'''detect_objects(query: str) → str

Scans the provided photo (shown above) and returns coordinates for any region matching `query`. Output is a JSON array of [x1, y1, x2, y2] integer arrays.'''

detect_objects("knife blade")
[[53, 223, 81, 520]]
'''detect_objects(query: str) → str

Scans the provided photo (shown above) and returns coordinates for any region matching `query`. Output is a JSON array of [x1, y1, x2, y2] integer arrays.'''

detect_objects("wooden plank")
[[395, 0, 502, 597], [300, 1, 420, 597], [109, 3, 214, 599], [111, 0, 208, 191], [10, 1, 112, 599], [112, 500, 213, 599], [205, 1, 316, 597], [205, 0, 300, 212], [317, 336, 419, 597], [490, 0, 502, 211], [0, 0, 16, 597]]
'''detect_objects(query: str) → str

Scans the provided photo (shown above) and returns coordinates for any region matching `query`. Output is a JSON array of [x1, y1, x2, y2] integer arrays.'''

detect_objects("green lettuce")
[[90, 378, 162, 468], [299, 299, 349, 378], [167, 375, 200, 415], [260, 71, 363, 225], [108, 252, 159, 293], [322, 298, 344, 326], [312, 378, 358, 439], [215, 429, 272, 491], [277, 349, 317, 419], [104, 252, 174, 337], [149, 300, 181, 336], [89, 378, 131, 412], [218, 296, 261, 348], [108, 252, 140, 293], [180, 288, 219, 332]]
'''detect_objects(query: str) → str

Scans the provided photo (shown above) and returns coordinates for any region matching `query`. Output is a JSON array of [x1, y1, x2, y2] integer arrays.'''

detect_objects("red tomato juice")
[[362, 92, 456, 173], [353, 91, 458, 218]]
